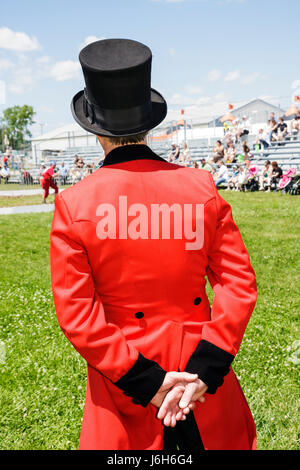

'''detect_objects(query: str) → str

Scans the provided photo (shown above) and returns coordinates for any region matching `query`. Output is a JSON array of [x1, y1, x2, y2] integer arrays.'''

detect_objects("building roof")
[[31, 122, 86, 142], [210, 99, 286, 127]]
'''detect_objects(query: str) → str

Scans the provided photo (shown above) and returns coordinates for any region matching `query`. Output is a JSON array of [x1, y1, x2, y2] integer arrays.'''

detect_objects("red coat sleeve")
[[185, 177, 257, 393], [50, 194, 166, 406]]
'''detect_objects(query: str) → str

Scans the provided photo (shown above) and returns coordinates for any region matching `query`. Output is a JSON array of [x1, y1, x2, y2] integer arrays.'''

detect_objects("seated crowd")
[[39, 154, 98, 187], [193, 158, 284, 192]]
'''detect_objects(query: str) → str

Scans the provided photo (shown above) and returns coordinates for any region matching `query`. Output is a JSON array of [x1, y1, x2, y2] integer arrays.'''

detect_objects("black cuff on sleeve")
[[114, 353, 167, 407], [185, 339, 234, 394]]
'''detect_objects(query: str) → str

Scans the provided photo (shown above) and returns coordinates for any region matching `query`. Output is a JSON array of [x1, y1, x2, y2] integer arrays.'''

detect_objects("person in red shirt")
[[40, 161, 58, 203]]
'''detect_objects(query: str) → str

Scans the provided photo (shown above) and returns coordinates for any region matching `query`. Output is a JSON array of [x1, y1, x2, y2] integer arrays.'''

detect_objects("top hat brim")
[[71, 88, 167, 137]]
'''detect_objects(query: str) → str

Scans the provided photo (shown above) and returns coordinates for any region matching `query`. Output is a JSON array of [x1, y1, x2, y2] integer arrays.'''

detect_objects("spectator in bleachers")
[[276, 117, 288, 141], [268, 118, 278, 142], [242, 141, 251, 160], [259, 160, 272, 192], [71, 166, 81, 185], [244, 160, 259, 188], [58, 161, 69, 186], [179, 141, 191, 166], [237, 165, 248, 191], [192, 161, 199, 169], [226, 165, 239, 191], [235, 116, 250, 143], [199, 158, 213, 173], [3, 154, 9, 169], [224, 142, 236, 163], [270, 161, 283, 189], [209, 140, 224, 164], [225, 136, 234, 148], [74, 154, 80, 167], [215, 160, 229, 188], [77, 158, 84, 168], [84, 163, 94, 177], [255, 129, 269, 150], [168, 143, 180, 162], [291, 114, 300, 139], [0, 165, 10, 184]]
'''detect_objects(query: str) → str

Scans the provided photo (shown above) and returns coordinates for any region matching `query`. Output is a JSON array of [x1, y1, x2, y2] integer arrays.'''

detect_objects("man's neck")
[[97, 136, 148, 156]]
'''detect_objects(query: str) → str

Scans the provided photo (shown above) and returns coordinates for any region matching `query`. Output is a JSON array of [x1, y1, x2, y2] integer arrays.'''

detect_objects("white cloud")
[[291, 80, 300, 90], [185, 85, 203, 95], [207, 69, 222, 81], [0, 80, 6, 104], [241, 72, 260, 85], [169, 93, 195, 105], [36, 55, 51, 64], [50, 60, 80, 81], [80, 35, 106, 49], [0, 58, 14, 70], [215, 92, 227, 101], [168, 91, 228, 110], [8, 66, 34, 94], [165, 97, 234, 124], [0, 27, 40, 51], [195, 96, 212, 105], [38, 105, 54, 113], [224, 70, 240, 81]]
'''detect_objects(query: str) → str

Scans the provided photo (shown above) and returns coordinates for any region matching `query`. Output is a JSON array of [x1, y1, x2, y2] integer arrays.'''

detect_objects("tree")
[[0, 105, 35, 150]]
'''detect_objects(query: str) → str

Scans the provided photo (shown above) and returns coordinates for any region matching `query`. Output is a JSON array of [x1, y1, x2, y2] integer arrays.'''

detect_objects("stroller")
[[246, 165, 259, 192], [288, 174, 300, 195], [279, 168, 297, 193]]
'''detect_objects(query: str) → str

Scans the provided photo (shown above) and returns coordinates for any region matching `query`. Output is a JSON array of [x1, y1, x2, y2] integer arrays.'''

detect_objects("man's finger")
[[178, 384, 197, 409], [182, 406, 191, 415], [164, 410, 172, 427], [168, 372, 198, 383], [157, 386, 184, 420]]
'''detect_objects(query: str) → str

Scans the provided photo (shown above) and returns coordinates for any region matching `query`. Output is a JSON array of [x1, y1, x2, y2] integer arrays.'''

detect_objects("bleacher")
[[45, 145, 104, 168], [3, 135, 300, 189], [189, 138, 300, 175]]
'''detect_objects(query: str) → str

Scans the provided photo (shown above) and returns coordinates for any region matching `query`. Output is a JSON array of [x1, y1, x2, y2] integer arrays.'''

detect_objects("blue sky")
[[1, 0, 300, 136]]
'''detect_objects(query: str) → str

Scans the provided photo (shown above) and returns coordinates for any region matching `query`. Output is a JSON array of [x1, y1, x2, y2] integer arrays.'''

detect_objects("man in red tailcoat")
[[50, 39, 257, 450], [41, 161, 58, 203]]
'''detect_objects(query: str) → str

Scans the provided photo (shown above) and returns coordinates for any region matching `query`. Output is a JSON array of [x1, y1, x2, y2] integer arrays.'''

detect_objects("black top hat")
[[71, 39, 167, 137]]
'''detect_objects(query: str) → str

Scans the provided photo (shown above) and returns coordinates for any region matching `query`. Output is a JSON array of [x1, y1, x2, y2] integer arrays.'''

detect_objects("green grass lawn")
[[0, 191, 299, 450], [0, 195, 56, 207], [0, 184, 71, 191], [0, 184, 41, 191]]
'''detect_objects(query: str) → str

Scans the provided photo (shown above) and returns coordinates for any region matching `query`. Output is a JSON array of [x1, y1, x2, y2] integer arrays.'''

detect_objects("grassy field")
[[0, 195, 56, 207], [0, 184, 71, 191], [0, 191, 299, 450], [0, 184, 42, 191]]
